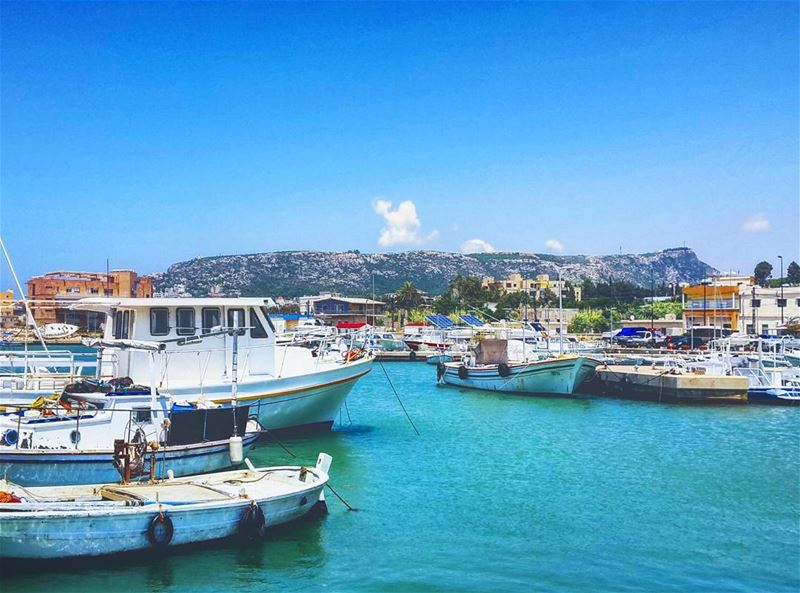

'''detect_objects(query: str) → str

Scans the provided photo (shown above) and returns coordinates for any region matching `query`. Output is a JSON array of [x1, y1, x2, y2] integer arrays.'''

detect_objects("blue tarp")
[[614, 327, 648, 337]]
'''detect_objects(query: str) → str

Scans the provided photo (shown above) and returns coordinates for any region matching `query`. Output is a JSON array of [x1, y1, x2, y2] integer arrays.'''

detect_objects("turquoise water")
[[4, 362, 800, 592]]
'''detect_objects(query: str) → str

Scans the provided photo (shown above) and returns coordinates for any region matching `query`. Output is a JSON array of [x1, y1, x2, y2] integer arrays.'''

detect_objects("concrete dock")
[[595, 365, 749, 404]]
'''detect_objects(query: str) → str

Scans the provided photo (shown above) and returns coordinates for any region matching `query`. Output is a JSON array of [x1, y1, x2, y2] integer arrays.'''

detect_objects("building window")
[[746, 324, 754, 334], [89, 287, 99, 294], [66, 287, 80, 294], [104, 289, 113, 296], [762, 324, 769, 334], [250, 308, 268, 339], [150, 308, 169, 336], [751, 299, 760, 308], [227, 308, 246, 334], [202, 308, 221, 334], [777, 298, 787, 308], [176, 308, 196, 336]]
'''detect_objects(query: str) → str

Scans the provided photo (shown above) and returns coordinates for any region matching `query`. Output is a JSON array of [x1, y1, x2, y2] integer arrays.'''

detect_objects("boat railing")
[[2, 398, 248, 452], [0, 349, 118, 395], [732, 366, 772, 388]]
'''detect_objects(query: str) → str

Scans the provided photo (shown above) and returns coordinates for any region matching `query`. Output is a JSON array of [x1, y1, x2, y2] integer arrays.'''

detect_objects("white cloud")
[[545, 239, 564, 253], [372, 199, 438, 247], [460, 238, 495, 253], [742, 213, 770, 232]]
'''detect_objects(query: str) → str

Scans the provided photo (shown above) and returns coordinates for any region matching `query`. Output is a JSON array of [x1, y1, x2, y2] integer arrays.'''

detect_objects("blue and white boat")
[[0, 453, 331, 559], [0, 382, 261, 486], [733, 367, 800, 406]]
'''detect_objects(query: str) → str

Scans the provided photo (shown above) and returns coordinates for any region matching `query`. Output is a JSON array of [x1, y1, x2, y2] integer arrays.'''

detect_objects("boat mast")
[[558, 268, 564, 355], [0, 236, 50, 354]]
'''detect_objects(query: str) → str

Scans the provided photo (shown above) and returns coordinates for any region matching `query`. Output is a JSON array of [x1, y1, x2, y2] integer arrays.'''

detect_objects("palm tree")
[[396, 281, 421, 327]]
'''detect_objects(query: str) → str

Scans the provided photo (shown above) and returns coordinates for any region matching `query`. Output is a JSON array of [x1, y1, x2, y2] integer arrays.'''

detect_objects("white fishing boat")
[[437, 339, 601, 396], [4, 298, 373, 433], [40, 323, 79, 340], [0, 453, 332, 559]]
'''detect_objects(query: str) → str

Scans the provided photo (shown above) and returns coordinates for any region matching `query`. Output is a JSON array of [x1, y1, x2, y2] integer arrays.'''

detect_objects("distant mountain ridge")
[[152, 247, 718, 298]]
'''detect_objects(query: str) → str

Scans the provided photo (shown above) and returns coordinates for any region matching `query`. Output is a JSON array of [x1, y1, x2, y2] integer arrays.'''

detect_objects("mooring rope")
[[377, 360, 420, 436]]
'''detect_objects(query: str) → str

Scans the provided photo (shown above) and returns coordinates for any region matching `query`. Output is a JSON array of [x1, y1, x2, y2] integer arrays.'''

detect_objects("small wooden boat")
[[437, 339, 600, 396], [0, 453, 332, 559]]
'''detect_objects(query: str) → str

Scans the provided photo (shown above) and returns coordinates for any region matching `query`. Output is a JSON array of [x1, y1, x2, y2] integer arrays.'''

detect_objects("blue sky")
[[1, 1, 798, 286]]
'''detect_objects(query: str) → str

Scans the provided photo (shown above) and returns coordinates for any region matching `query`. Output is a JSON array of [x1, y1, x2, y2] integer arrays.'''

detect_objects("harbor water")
[[3, 360, 799, 592]]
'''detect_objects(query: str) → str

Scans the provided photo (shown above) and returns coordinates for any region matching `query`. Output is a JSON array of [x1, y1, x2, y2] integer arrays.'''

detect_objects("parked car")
[[623, 331, 666, 348], [666, 335, 707, 351]]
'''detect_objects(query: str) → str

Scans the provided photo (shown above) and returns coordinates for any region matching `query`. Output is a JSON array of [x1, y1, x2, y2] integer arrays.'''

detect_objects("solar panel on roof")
[[459, 314, 485, 327], [426, 314, 454, 329]]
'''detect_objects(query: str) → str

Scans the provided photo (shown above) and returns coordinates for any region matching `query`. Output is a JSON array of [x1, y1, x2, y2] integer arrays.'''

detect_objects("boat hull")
[[747, 387, 800, 406], [164, 358, 373, 432], [0, 433, 259, 487], [440, 356, 600, 396]]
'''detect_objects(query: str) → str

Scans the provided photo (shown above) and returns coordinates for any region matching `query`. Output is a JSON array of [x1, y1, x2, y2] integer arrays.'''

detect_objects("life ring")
[[436, 362, 445, 380], [457, 365, 468, 380], [147, 513, 174, 549], [2, 429, 18, 446], [239, 502, 267, 538], [408, 350, 417, 361], [345, 348, 364, 362], [498, 363, 511, 378]]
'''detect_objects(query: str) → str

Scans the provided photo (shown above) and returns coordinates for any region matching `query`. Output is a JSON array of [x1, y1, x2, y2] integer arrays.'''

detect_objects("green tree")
[[787, 261, 800, 284], [568, 310, 607, 333], [754, 261, 773, 286], [446, 275, 489, 307]]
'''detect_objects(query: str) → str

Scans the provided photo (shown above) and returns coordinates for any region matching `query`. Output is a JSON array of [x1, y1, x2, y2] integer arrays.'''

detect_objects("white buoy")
[[229, 435, 243, 464]]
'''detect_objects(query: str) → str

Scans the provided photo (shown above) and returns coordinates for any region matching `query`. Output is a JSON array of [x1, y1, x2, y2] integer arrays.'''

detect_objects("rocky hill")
[[152, 247, 717, 298]]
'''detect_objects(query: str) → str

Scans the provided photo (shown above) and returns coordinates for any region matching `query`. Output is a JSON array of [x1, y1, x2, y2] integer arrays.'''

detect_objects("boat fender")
[[457, 365, 468, 380], [498, 363, 511, 378], [409, 350, 417, 361], [147, 513, 174, 549], [239, 502, 267, 538], [1, 428, 18, 446], [436, 362, 445, 380]]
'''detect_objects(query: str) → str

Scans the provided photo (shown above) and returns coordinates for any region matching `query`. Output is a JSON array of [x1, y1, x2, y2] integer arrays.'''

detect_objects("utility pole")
[[751, 285, 757, 335], [650, 266, 655, 331], [778, 255, 784, 324]]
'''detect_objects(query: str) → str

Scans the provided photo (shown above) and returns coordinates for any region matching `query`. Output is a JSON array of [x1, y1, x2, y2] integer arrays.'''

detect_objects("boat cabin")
[[72, 298, 278, 388]]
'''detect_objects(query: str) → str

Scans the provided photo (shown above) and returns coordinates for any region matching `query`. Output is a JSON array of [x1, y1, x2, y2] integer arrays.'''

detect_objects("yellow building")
[[682, 276, 753, 330], [482, 274, 581, 301], [0, 289, 19, 328]]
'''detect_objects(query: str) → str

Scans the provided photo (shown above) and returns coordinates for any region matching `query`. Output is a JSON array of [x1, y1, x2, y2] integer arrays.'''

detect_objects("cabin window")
[[114, 310, 133, 339], [150, 308, 170, 336], [133, 408, 152, 423], [260, 306, 276, 332], [176, 308, 196, 336], [202, 308, 221, 334], [250, 308, 268, 339], [227, 308, 246, 334]]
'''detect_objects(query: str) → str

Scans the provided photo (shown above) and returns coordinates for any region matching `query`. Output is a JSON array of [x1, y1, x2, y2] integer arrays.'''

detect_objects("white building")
[[739, 284, 800, 335]]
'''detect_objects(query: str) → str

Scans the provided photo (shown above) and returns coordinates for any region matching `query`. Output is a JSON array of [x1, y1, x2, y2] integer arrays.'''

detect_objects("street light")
[[778, 255, 784, 324], [702, 280, 709, 326]]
